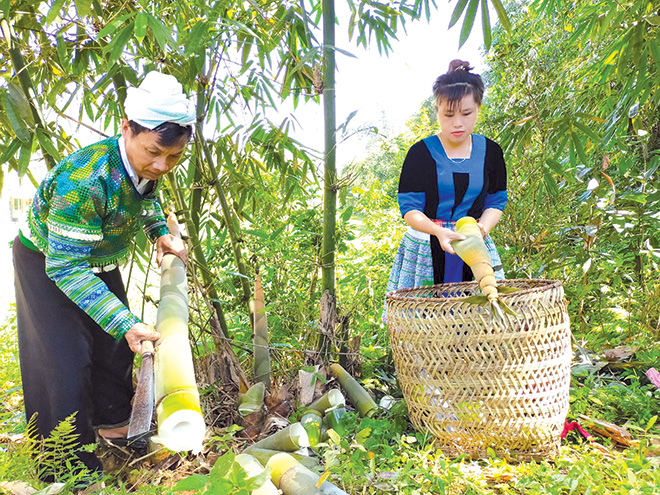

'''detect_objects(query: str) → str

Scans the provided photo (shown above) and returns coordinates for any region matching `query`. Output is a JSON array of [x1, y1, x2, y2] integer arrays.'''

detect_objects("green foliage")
[[172, 450, 268, 494]]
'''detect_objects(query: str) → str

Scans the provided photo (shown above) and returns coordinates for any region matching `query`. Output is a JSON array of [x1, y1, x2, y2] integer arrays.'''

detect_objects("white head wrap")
[[125, 71, 196, 129]]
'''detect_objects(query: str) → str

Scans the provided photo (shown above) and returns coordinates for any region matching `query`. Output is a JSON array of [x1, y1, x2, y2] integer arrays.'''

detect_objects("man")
[[12, 71, 194, 480]]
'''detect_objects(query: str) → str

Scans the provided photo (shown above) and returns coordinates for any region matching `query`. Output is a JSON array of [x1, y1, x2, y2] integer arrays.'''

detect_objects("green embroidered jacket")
[[23, 137, 170, 339]]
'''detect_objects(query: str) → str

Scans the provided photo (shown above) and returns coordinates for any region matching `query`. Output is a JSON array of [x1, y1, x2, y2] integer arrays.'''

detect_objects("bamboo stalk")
[[153, 215, 205, 453], [329, 364, 377, 417], [234, 454, 280, 495], [318, 0, 338, 359], [267, 453, 348, 495], [250, 423, 309, 451]]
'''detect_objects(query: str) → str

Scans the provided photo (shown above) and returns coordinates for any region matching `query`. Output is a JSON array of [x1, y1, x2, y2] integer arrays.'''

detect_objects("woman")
[[386, 60, 507, 300]]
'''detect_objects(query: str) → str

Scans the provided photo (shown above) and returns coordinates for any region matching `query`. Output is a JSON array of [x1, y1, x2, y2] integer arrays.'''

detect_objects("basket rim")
[[385, 278, 563, 303]]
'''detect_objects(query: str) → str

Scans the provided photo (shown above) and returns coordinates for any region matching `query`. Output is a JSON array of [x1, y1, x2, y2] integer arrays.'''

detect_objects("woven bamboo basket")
[[386, 279, 571, 460]]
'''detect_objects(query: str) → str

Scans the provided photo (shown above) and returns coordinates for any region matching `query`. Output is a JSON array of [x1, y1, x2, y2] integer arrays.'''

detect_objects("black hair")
[[127, 120, 193, 146], [432, 59, 485, 111]]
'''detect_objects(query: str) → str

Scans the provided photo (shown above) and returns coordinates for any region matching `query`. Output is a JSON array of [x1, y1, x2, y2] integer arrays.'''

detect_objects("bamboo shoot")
[[250, 423, 309, 451], [329, 364, 377, 417], [300, 411, 322, 447], [243, 446, 319, 469], [307, 389, 345, 414], [153, 215, 205, 453], [235, 454, 280, 495], [267, 453, 348, 495], [239, 382, 266, 416]]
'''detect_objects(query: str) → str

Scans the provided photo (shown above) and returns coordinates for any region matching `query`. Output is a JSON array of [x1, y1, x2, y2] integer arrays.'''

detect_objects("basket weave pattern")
[[386, 279, 571, 460]]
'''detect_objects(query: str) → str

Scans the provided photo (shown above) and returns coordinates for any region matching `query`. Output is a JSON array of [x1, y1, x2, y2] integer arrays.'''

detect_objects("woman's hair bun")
[[447, 59, 472, 73]]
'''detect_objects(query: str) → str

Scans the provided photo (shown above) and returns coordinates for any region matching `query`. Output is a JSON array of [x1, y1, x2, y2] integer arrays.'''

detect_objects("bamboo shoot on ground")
[[322, 406, 346, 433], [153, 215, 205, 453], [300, 411, 322, 447], [307, 389, 345, 414], [243, 446, 319, 469], [250, 422, 309, 451], [239, 382, 266, 416], [267, 453, 349, 495], [329, 364, 377, 417], [234, 454, 280, 495]]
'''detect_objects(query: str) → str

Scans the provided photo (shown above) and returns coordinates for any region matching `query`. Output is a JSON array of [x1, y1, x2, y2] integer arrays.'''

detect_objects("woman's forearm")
[[478, 208, 503, 236]]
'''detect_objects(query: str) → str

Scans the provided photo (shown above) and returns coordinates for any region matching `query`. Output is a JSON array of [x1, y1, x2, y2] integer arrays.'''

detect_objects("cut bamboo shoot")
[[266, 453, 348, 495], [329, 364, 377, 417], [243, 446, 319, 469], [250, 422, 309, 451], [234, 454, 280, 495], [307, 389, 345, 414], [153, 215, 205, 453], [300, 412, 322, 447]]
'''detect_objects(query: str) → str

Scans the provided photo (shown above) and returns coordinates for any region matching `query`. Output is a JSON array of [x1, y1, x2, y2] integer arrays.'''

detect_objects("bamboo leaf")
[[75, 0, 93, 18], [489, 0, 511, 31], [105, 23, 134, 67], [449, 0, 469, 29], [146, 14, 171, 50], [134, 12, 148, 41], [36, 129, 61, 164], [17, 141, 32, 176], [45, 0, 67, 24], [573, 121, 601, 144], [481, 0, 491, 51], [0, 138, 20, 165], [571, 132, 590, 165], [96, 13, 134, 38], [459, 0, 480, 48]]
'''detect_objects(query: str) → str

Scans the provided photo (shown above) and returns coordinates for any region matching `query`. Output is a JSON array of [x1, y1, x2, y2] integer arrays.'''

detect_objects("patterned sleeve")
[[141, 198, 170, 241], [484, 139, 508, 211], [44, 178, 140, 340], [398, 141, 430, 218]]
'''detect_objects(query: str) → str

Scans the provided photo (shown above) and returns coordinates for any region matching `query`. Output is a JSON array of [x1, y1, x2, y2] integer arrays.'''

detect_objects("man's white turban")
[[125, 71, 196, 129]]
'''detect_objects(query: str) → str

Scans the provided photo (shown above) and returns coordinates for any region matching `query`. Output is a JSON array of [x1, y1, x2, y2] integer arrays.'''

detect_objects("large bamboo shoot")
[[267, 453, 348, 495], [450, 216, 516, 318], [153, 215, 205, 453]]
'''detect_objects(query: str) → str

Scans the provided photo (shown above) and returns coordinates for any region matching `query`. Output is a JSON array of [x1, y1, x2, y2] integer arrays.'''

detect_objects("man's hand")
[[125, 322, 160, 353], [156, 233, 188, 266]]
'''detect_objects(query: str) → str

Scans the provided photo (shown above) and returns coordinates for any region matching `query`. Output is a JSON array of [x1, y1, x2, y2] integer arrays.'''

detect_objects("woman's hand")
[[435, 226, 465, 255], [124, 322, 160, 353], [156, 233, 188, 266]]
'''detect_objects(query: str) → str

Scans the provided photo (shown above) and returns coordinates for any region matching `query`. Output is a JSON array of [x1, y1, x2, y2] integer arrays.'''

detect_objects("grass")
[[1, 305, 659, 494]]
